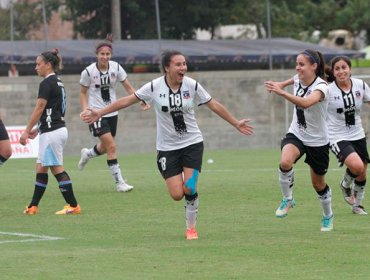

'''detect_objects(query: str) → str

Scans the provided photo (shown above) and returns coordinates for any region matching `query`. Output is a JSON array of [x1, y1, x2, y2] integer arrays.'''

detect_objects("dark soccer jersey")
[[37, 74, 66, 134]]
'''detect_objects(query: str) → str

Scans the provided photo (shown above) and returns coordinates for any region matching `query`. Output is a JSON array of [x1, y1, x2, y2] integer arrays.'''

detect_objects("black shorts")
[[89, 115, 118, 137], [157, 142, 204, 179], [281, 133, 329, 175], [0, 120, 9, 141], [330, 138, 370, 166]]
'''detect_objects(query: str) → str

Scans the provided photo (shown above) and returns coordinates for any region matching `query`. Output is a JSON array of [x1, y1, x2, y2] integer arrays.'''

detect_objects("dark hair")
[[325, 56, 352, 83], [300, 49, 326, 80], [160, 50, 185, 73], [40, 48, 63, 73], [96, 34, 113, 54]]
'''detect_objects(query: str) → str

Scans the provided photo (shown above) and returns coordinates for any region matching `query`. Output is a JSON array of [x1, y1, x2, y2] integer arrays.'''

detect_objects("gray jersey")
[[80, 61, 127, 117], [327, 77, 370, 144], [288, 74, 329, 146], [135, 76, 212, 151]]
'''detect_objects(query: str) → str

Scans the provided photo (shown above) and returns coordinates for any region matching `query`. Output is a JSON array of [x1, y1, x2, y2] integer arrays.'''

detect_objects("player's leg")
[[24, 163, 48, 215], [0, 119, 12, 166], [52, 166, 81, 215], [331, 141, 359, 205], [348, 139, 369, 214], [99, 132, 133, 192], [78, 118, 106, 170], [276, 134, 302, 218], [308, 144, 333, 232], [47, 128, 80, 214], [182, 143, 203, 239], [157, 147, 199, 239]]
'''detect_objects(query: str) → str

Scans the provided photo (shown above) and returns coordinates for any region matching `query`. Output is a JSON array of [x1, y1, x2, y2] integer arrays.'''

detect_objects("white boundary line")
[[0, 231, 64, 244]]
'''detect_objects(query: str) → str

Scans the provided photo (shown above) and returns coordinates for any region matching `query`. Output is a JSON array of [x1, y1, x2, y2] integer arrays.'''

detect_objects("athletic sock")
[[354, 180, 366, 207], [317, 185, 333, 217], [55, 171, 78, 207], [107, 159, 125, 184], [342, 168, 356, 189], [29, 173, 48, 207], [279, 167, 294, 200], [185, 193, 199, 229]]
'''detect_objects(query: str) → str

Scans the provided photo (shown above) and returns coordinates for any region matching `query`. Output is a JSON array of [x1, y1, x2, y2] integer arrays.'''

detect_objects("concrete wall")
[[1, 69, 370, 155]]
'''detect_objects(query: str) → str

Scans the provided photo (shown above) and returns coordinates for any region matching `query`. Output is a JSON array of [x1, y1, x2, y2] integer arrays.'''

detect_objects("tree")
[[0, 0, 60, 40]]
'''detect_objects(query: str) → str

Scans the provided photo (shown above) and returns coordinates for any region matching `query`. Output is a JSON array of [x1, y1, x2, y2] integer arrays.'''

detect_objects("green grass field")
[[1, 148, 370, 280]]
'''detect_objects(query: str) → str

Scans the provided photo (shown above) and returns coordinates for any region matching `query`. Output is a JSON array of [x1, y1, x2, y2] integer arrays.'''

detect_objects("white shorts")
[[37, 127, 68, 167]]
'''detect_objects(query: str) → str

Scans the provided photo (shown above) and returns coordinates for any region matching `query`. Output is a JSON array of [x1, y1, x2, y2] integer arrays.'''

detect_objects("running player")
[[20, 49, 81, 215], [0, 116, 12, 165], [326, 56, 370, 215], [264, 49, 334, 232], [81, 50, 253, 240], [78, 34, 146, 192]]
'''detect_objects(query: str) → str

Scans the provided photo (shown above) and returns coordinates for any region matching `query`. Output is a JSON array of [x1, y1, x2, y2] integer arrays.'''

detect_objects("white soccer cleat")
[[116, 182, 134, 192], [275, 198, 296, 218], [352, 205, 368, 215], [321, 215, 334, 232], [78, 148, 90, 171]]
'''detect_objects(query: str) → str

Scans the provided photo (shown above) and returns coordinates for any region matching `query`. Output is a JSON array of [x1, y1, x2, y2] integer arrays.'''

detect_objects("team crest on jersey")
[[355, 91, 361, 98], [183, 90, 190, 99], [111, 73, 116, 79]]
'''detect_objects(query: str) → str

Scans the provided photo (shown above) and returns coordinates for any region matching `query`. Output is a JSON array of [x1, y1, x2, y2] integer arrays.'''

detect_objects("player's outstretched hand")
[[264, 81, 285, 96], [80, 108, 100, 124], [236, 119, 253, 135]]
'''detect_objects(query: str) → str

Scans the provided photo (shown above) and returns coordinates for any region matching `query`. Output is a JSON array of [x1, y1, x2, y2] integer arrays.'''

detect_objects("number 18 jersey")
[[135, 76, 212, 151]]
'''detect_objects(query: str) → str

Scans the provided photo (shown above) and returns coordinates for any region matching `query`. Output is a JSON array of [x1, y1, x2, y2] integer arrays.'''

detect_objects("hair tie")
[[302, 50, 319, 64]]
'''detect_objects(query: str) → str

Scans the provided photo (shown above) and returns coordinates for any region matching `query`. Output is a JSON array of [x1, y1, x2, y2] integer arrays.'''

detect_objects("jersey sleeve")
[[117, 63, 128, 82], [363, 81, 370, 102], [80, 69, 91, 87], [315, 82, 328, 100], [135, 81, 153, 104], [38, 80, 51, 101], [194, 82, 212, 106]]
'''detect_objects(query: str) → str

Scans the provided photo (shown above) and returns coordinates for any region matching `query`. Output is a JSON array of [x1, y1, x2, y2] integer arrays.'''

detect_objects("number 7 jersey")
[[135, 76, 212, 151]]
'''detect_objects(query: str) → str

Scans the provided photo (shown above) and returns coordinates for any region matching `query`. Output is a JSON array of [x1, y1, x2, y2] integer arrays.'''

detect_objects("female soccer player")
[[78, 34, 146, 192], [264, 49, 334, 232], [81, 50, 253, 240], [20, 49, 80, 215], [326, 56, 370, 215], [0, 116, 12, 165]]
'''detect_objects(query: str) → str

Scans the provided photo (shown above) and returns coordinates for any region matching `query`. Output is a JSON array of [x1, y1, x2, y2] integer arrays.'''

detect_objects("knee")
[[170, 193, 184, 201], [279, 159, 292, 171], [349, 163, 364, 177], [3, 149, 12, 159], [0, 147, 12, 160]]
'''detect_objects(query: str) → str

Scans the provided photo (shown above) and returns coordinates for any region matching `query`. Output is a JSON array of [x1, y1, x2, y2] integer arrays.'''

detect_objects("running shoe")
[[352, 205, 368, 215], [321, 215, 334, 232], [275, 198, 295, 218], [55, 204, 81, 215], [186, 228, 198, 240], [24, 206, 38, 215], [340, 181, 355, 205], [77, 148, 90, 171], [116, 182, 134, 192]]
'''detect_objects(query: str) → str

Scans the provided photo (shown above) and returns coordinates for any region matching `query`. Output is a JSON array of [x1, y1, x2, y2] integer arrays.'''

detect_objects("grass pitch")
[[1, 148, 370, 280]]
